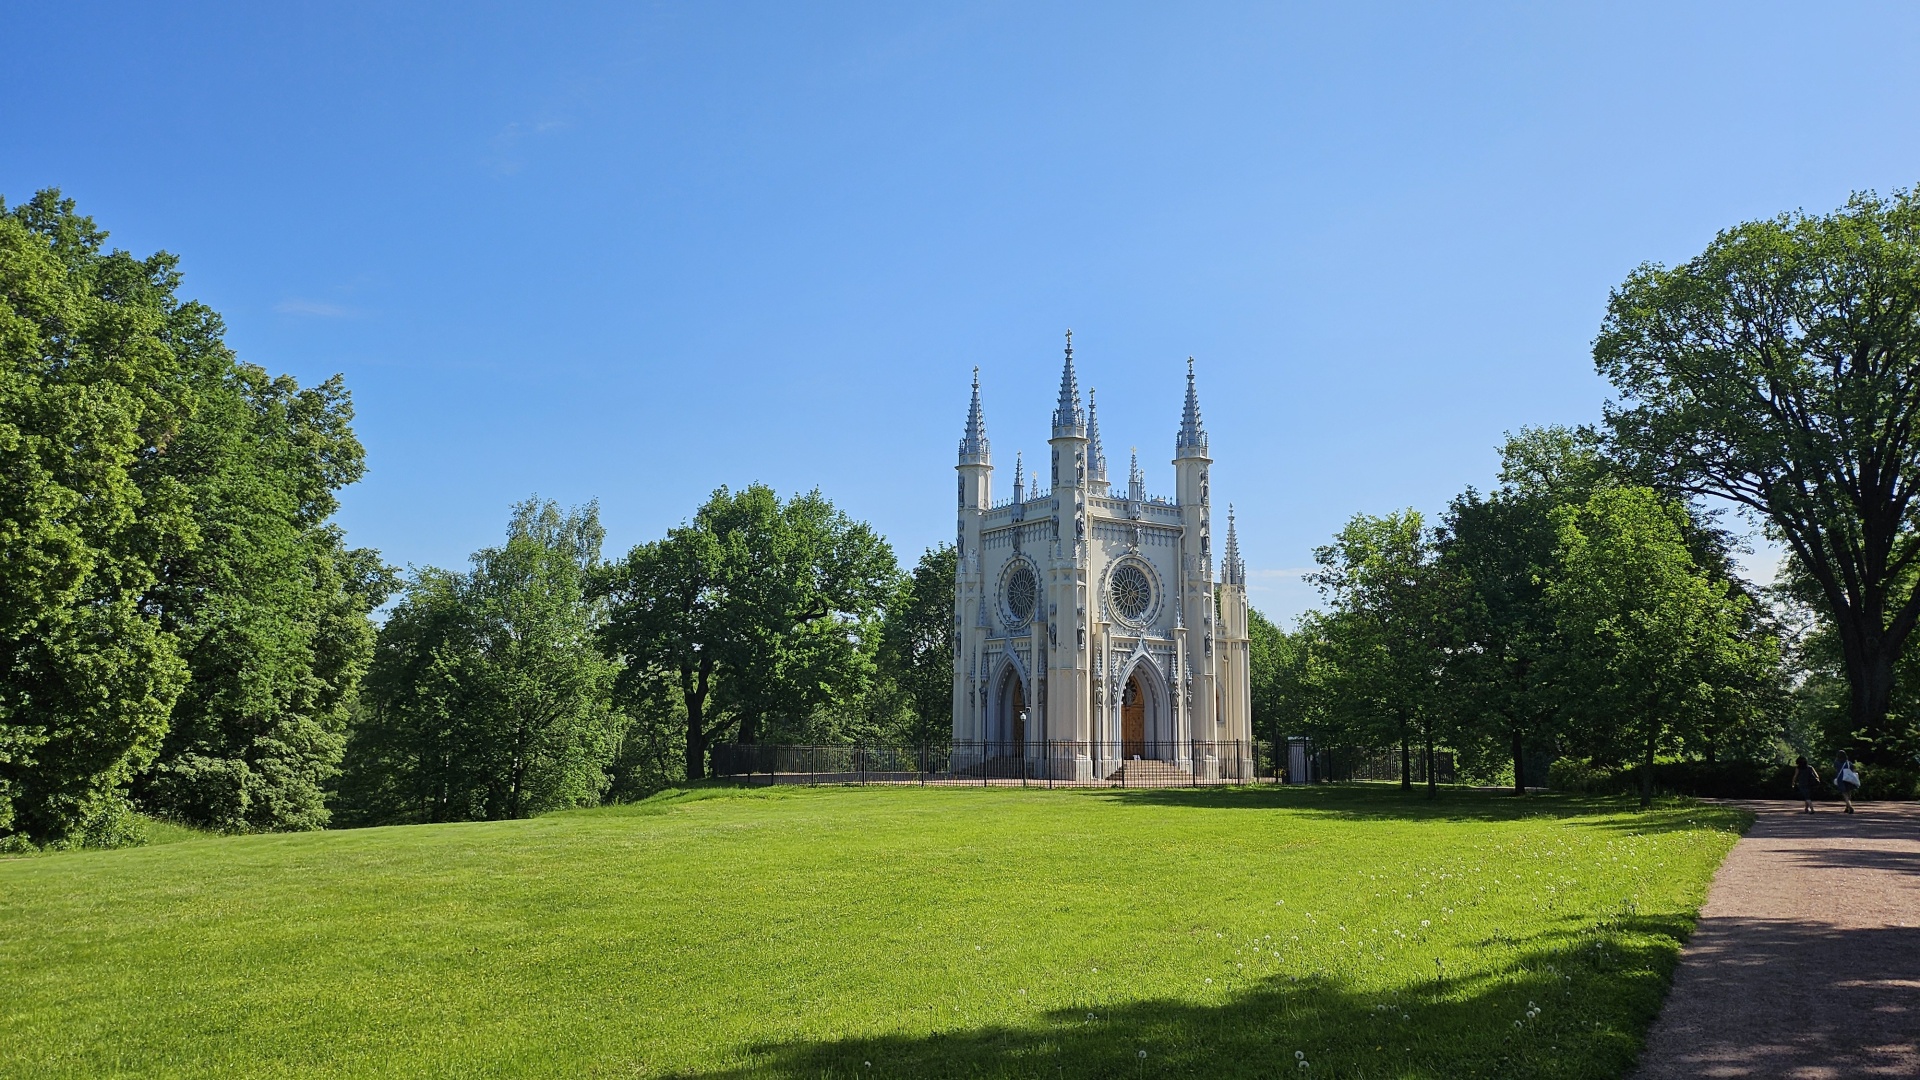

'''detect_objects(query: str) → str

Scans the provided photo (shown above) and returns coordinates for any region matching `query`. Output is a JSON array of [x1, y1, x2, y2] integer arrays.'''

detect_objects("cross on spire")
[[1051, 329, 1086, 438], [957, 365, 990, 465], [1176, 355, 1209, 458]]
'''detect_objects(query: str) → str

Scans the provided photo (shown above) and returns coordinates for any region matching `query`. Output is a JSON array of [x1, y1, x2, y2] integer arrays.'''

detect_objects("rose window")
[[1005, 565, 1037, 624], [1110, 564, 1153, 622]]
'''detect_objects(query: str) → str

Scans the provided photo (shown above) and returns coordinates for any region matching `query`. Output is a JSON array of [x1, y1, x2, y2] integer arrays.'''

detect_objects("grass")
[[0, 784, 1747, 1079]]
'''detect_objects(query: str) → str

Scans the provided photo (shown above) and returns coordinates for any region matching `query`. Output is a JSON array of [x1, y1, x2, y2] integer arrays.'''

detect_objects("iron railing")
[[710, 740, 1274, 788]]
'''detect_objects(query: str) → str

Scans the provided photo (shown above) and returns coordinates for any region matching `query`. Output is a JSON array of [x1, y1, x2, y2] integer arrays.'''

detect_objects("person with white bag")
[[1832, 751, 1861, 814]]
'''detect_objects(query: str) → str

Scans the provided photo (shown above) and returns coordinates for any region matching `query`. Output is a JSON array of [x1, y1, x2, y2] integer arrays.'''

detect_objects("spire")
[[1222, 505, 1245, 586], [1128, 447, 1144, 502], [1176, 355, 1208, 458], [1012, 452, 1025, 501], [1051, 330, 1086, 438], [958, 366, 990, 465], [1086, 387, 1108, 486]]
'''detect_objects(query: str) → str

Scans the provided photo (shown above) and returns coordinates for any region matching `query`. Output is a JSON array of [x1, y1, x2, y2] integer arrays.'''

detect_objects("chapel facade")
[[951, 334, 1253, 781]]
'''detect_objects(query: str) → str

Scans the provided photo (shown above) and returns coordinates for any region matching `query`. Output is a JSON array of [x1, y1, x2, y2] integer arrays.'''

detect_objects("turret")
[[1086, 388, 1110, 497], [956, 367, 993, 510], [1172, 357, 1217, 738]]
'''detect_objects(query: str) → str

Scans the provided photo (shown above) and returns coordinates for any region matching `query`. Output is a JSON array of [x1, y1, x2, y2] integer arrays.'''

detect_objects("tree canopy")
[[1597, 187, 1920, 761]]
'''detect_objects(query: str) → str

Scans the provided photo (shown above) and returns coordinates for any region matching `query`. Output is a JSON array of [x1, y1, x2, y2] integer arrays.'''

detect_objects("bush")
[[1544, 758, 1919, 800]]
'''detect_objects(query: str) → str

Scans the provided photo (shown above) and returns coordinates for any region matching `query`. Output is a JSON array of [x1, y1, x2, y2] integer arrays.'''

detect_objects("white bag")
[[1840, 766, 1859, 787]]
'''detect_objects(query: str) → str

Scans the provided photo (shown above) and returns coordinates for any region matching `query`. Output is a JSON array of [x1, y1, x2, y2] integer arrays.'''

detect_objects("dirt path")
[[1633, 800, 1920, 1079]]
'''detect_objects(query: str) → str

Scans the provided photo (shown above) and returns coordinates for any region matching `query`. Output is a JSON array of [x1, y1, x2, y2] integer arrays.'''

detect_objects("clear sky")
[[7, 3, 1920, 622]]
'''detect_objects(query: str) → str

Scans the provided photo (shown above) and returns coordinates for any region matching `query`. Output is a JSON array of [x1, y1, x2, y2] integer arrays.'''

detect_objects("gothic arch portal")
[[1112, 651, 1172, 763], [991, 657, 1030, 748]]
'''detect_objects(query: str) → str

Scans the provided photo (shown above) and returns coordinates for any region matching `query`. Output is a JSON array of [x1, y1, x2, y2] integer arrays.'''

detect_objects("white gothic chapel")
[[951, 334, 1254, 782]]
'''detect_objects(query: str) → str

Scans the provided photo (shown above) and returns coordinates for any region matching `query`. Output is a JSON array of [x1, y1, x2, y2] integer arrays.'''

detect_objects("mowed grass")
[[0, 784, 1745, 1079]]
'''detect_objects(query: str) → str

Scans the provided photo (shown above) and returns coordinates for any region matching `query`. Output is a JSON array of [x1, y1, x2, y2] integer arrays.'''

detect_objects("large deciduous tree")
[[1, 190, 385, 845], [596, 485, 896, 780], [341, 499, 622, 823], [1596, 189, 1920, 761], [1548, 487, 1776, 807]]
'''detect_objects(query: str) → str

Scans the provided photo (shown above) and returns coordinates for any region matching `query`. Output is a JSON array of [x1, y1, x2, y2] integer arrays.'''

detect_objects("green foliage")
[[0, 190, 384, 845], [878, 543, 956, 749], [341, 499, 623, 824], [1596, 186, 1920, 761], [1307, 510, 1458, 792], [0, 786, 1746, 1078], [0, 193, 195, 847], [597, 484, 897, 779], [1547, 487, 1779, 806]]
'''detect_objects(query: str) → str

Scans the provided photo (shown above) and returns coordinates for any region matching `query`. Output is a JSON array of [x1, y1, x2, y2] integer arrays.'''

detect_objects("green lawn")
[[0, 784, 1745, 1079]]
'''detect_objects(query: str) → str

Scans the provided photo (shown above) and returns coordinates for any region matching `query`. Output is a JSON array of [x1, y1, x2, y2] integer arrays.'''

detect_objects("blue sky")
[[7, 3, 1920, 622]]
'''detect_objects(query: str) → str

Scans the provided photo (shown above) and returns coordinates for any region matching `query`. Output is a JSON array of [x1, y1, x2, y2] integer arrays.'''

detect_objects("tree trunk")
[[1399, 734, 1411, 791], [681, 654, 715, 781], [1511, 729, 1526, 795], [1425, 727, 1437, 799], [1640, 729, 1656, 809], [1842, 640, 1899, 764]]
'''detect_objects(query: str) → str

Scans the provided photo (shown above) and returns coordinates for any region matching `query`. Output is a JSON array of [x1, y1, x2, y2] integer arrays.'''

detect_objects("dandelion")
[[1205, 978, 1213, 984], [1420, 920, 1430, 927], [1088, 1012, 1096, 1021], [1138, 1050, 1147, 1059], [1296, 1051, 1305, 1060]]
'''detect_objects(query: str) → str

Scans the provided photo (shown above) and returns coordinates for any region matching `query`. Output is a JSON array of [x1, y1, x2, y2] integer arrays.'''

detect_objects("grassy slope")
[[0, 785, 1745, 1079]]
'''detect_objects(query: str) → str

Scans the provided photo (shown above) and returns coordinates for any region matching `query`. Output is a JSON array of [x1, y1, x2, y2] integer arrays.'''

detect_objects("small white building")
[[951, 334, 1253, 781]]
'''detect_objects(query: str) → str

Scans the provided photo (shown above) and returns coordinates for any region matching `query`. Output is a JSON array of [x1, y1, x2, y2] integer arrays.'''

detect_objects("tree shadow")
[[676, 912, 1699, 1080], [1085, 784, 1741, 835], [1634, 919, 1920, 1080]]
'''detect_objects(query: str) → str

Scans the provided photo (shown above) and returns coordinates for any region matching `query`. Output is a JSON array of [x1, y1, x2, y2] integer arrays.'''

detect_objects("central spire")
[[1176, 355, 1209, 458], [1051, 329, 1086, 438], [958, 366, 990, 465]]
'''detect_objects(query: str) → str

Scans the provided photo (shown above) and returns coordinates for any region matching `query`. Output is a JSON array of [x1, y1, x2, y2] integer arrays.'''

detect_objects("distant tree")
[[597, 485, 896, 779], [1596, 188, 1920, 762], [1437, 427, 1607, 793], [1548, 487, 1778, 807], [1309, 511, 1457, 795], [341, 499, 622, 823], [879, 544, 956, 751]]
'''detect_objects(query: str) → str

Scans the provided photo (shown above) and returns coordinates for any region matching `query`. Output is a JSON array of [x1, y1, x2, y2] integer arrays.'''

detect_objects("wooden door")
[[1121, 674, 1146, 759]]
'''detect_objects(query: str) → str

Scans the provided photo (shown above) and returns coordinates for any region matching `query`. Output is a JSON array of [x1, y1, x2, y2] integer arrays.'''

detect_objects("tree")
[[0, 190, 385, 844], [1, 193, 198, 846], [878, 544, 956, 751], [341, 499, 623, 823], [1596, 188, 1920, 762], [1547, 487, 1777, 807], [137, 368, 394, 832], [1309, 511, 1457, 795], [1436, 427, 1607, 793], [597, 485, 896, 780]]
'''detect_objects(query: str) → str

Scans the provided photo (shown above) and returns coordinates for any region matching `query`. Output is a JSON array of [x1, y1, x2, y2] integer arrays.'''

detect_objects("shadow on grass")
[[678, 912, 1699, 1080]]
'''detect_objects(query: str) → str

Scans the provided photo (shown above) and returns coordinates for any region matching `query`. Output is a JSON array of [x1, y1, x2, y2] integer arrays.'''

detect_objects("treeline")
[[1247, 188, 1920, 802], [0, 191, 955, 846], [336, 488, 955, 826], [1247, 427, 1786, 805]]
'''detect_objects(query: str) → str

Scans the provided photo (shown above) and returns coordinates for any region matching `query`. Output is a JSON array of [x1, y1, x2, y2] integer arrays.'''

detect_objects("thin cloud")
[[487, 117, 574, 175], [274, 298, 358, 318]]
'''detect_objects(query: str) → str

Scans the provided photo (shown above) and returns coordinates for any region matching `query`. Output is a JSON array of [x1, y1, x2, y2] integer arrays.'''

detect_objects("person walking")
[[1832, 751, 1860, 814], [1793, 756, 1820, 813]]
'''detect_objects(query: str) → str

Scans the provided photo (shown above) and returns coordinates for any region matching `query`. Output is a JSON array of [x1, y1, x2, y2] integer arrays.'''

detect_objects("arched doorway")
[[1121, 673, 1147, 758], [995, 665, 1028, 749]]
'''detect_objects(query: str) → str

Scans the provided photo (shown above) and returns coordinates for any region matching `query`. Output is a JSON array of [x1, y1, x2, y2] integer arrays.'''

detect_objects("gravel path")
[[1633, 800, 1920, 1079]]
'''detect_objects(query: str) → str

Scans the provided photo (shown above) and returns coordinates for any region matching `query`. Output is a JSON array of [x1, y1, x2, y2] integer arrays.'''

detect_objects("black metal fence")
[[711, 740, 1277, 788], [1318, 747, 1456, 785]]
